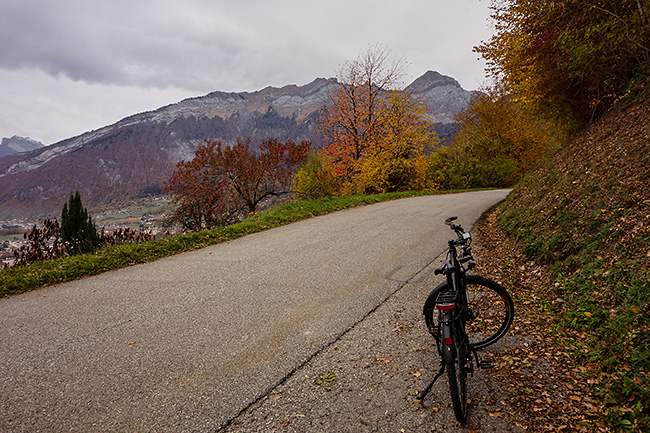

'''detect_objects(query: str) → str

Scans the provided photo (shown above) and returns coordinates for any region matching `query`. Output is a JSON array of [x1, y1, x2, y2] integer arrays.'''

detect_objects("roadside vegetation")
[[473, 88, 649, 432], [473, 1, 650, 431], [0, 190, 446, 297], [490, 93, 650, 432]]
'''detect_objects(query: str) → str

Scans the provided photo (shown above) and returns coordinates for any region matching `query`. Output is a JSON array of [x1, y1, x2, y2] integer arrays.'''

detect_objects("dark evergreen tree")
[[61, 191, 102, 255]]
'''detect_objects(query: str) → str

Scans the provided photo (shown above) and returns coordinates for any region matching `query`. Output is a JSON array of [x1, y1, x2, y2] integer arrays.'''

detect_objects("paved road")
[[0, 190, 510, 432]]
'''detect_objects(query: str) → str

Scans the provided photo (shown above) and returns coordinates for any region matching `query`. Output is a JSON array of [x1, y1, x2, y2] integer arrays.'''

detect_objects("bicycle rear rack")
[[435, 290, 457, 306]]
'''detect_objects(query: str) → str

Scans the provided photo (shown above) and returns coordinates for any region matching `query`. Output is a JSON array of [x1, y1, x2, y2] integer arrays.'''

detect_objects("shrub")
[[292, 150, 340, 199], [12, 219, 65, 267]]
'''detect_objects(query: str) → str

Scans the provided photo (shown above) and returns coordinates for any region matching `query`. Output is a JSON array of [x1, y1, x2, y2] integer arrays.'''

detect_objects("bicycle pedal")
[[479, 360, 494, 369]]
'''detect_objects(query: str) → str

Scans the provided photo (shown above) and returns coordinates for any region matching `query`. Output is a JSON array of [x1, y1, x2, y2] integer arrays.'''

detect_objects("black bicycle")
[[417, 216, 514, 423]]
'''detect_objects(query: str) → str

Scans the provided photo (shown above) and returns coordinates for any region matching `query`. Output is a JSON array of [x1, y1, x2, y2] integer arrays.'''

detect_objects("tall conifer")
[[61, 191, 102, 255]]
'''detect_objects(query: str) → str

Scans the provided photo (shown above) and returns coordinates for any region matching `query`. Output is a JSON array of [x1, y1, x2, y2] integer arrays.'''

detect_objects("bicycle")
[[416, 216, 514, 423]]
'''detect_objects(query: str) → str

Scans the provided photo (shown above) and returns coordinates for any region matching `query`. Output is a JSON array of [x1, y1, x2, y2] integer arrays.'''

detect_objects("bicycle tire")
[[447, 324, 469, 423], [424, 275, 514, 349]]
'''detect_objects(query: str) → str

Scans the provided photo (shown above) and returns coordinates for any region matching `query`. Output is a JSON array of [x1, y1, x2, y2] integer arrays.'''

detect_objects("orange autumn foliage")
[[476, 0, 650, 123], [318, 45, 439, 194]]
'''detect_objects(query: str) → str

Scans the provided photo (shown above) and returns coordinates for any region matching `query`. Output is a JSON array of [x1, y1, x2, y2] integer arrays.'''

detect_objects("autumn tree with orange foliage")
[[164, 138, 310, 232], [318, 45, 439, 194], [434, 0, 650, 190], [427, 84, 561, 189], [476, 0, 650, 124]]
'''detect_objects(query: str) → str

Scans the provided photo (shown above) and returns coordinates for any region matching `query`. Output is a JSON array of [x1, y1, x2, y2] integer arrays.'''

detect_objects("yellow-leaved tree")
[[358, 90, 439, 193], [292, 150, 340, 199], [318, 45, 440, 194], [427, 83, 562, 189]]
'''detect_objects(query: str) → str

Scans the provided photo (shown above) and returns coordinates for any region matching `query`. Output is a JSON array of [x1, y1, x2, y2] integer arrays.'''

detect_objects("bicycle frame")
[[437, 235, 471, 362], [417, 217, 475, 399], [418, 217, 514, 423]]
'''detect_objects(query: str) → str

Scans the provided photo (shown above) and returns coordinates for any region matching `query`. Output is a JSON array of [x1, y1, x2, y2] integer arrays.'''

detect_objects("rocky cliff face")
[[0, 72, 475, 219]]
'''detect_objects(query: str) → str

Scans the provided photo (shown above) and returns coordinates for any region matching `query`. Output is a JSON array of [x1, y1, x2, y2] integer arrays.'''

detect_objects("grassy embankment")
[[495, 88, 649, 431], [1, 190, 450, 298]]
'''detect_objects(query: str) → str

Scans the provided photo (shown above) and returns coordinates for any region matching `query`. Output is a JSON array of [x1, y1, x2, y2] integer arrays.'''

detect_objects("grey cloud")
[[0, 0, 493, 143], [1, 1, 250, 88], [0, 1, 386, 91]]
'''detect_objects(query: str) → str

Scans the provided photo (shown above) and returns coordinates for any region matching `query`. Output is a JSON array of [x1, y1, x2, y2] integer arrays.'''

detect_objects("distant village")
[[0, 199, 170, 268], [1, 219, 30, 267]]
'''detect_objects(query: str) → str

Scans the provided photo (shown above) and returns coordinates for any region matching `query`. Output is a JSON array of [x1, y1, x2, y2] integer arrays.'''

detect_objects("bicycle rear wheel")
[[425, 275, 514, 349], [447, 324, 469, 423]]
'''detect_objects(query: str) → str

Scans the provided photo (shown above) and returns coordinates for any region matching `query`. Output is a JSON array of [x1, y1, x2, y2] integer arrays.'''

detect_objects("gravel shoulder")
[[222, 239, 526, 432]]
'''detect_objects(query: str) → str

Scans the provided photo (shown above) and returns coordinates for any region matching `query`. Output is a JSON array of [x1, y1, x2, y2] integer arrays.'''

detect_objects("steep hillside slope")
[[485, 88, 649, 431]]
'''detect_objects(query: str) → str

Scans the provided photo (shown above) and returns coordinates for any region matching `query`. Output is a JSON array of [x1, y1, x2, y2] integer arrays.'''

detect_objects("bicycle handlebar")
[[437, 217, 475, 274], [445, 216, 469, 244]]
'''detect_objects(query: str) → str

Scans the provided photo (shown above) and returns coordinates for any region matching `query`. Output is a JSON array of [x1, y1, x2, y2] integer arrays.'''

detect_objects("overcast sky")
[[0, 0, 494, 145]]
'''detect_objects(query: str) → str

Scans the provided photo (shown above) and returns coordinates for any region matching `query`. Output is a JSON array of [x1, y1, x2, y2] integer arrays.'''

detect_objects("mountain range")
[[0, 71, 475, 220]]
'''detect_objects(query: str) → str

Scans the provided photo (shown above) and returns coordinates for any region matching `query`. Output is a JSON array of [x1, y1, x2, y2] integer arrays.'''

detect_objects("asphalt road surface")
[[1, 190, 512, 432]]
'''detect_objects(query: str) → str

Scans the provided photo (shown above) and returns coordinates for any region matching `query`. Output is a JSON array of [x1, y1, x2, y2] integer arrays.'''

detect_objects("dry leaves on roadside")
[[472, 209, 608, 432]]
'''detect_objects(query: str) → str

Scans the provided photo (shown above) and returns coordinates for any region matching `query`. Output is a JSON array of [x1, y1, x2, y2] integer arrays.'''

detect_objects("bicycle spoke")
[[467, 288, 506, 340]]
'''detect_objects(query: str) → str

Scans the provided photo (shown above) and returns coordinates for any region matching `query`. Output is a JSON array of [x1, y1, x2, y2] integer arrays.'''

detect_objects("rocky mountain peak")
[[0, 72, 474, 219], [406, 71, 476, 124], [406, 70, 462, 94], [0, 136, 44, 158]]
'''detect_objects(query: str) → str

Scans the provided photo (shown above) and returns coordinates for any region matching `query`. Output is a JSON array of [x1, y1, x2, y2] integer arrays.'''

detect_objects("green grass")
[[496, 119, 650, 432], [1, 190, 443, 298]]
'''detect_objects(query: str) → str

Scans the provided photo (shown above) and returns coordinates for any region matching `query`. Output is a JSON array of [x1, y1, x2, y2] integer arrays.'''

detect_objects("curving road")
[[0, 190, 510, 432]]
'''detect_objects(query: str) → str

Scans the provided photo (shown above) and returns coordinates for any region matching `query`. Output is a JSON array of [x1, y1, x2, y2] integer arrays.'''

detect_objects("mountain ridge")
[[0, 71, 475, 219]]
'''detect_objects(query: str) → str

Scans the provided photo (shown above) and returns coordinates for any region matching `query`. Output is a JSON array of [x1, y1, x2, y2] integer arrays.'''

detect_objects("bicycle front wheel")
[[425, 275, 514, 349], [464, 275, 514, 349]]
